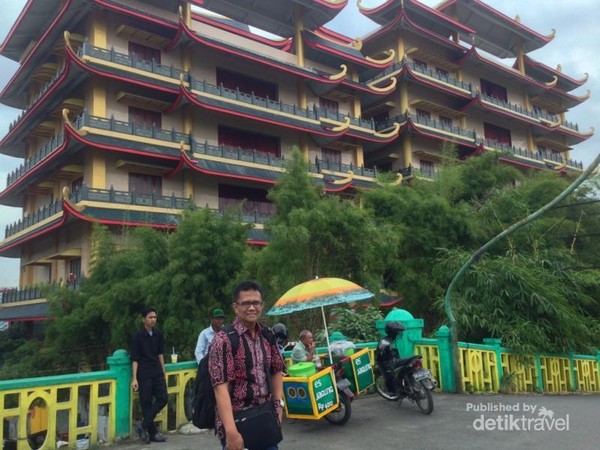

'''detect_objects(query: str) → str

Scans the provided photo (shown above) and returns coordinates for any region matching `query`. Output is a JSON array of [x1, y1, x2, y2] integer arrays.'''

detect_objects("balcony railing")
[[79, 42, 184, 80], [0, 286, 43, 304], [4, 200, 63, 239], [192, 139, 287, 168], [6, 134, 66, 188], [70, 185, 273, 225], [189, 78, 376, 131], [479, 93, 539, 120], [7, 68, 64, 133], [310, 158, 377, 178], [73, 111, 190, 144]]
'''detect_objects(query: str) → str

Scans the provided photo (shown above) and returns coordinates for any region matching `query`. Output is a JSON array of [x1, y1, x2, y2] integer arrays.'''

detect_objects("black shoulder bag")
[[232, 329, 282, 450]]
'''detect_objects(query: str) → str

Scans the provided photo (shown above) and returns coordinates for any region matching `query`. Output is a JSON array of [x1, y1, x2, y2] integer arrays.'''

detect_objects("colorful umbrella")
[[267, 277, 374, 363]]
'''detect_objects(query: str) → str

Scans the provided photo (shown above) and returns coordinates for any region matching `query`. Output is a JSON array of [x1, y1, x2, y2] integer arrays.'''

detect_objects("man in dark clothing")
[[130, 307, 168, 443]]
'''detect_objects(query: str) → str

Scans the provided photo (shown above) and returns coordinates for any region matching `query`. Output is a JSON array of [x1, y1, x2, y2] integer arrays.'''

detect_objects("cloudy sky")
[[0, 0, 598, 287]]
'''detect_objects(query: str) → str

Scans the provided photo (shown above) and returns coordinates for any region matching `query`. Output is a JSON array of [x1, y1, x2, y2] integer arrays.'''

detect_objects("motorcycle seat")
[[395, 355, 421, 367]]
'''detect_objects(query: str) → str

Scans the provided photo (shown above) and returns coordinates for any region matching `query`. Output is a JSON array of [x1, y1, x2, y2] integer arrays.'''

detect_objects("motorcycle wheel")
[[410, 379, 434, 415], [374, 371, 400, 401], [324, 393, 352, 426]]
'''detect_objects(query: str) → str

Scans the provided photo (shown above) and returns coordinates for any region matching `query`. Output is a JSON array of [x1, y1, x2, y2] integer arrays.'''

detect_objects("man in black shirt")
[[131, 307, 168, 443]]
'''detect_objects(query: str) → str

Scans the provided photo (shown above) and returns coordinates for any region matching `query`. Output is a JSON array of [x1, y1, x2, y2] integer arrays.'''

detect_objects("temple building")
[[0, 0, 592, 324]]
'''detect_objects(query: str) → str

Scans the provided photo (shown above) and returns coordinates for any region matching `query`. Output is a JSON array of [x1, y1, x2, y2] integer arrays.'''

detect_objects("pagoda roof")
[[0, 302, 49, 322], [436, 0, 554, 58], [192, 12, 293, 51], [359, 0, 474, 35], [191, 0, 347, 38], [516, 56, 588, 93], [361, 7, 465, 56]]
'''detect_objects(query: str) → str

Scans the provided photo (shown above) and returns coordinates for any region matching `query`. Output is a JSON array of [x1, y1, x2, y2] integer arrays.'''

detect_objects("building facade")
[[0, 0, 592, 322]]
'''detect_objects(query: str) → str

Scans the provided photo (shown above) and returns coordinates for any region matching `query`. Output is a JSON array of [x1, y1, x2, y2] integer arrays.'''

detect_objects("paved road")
[[111, 392, 600, 450]]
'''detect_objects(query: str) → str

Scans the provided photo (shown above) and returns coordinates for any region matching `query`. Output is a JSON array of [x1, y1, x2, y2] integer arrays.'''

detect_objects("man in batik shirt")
[[209, 280, 285, 450]]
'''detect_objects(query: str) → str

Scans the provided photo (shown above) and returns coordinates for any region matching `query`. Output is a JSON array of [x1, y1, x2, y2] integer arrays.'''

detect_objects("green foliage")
[[329, 305, 383, 342]]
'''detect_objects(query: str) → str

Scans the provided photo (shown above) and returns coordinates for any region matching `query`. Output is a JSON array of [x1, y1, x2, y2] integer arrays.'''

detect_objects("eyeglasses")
[[236, 300, 263, 309]]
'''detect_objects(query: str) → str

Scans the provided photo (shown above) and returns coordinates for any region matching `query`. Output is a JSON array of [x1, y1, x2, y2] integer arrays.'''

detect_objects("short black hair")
[[233, 280, 262, 302], [141, 307, 157, 318]]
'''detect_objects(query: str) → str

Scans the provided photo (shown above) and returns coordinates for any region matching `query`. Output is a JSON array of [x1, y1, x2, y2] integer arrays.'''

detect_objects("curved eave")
[[363, 9, 465, 55], [180, 82, 349, 140], [463, 95, 549, 130], [437, 0, 553, 57], [405, 117, 478, 149], [179, 19, 340, 89], [64, 115, 183, 161], [0, 135, 71, 207], [182, 150, 375, 191], [190, 0, 346, 38], [93, 0, 179, 31], [191, 13, 293, 51], [518, 56, 588, 92], [400, 64, 472, 99], [66, 40, 180, 96], [358, 0, 474, 35], [303, 31, 393, 70], [0, 62, 74, 153], [0, 208, 68, 258], [63, 201, 180, 230], [0, 0, 75, 105]]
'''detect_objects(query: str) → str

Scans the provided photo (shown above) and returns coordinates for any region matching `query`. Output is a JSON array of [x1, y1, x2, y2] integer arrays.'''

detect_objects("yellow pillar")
[[459, 116, 467, 130], [183, 106, 193, 134], [297, 81, 307, 109], [184, 172, 194, 200], [515, 39, 525, 75], [396, 34, 405, 61], [182, 2, 192, 27], [294, 5, 305, 67], [89, 150, 106, 189], [355, 143, 364, 167], [523, 89, 531, 111], [400, 81, 409, 113], [352, 96, 361, 118], [403, 134, 412, 168], [299, 134, 309, 161], [89, 78, 106, 117], [182, 46, 192, 73], [527, 129, 535, 153], [89, 11, 107, 48]]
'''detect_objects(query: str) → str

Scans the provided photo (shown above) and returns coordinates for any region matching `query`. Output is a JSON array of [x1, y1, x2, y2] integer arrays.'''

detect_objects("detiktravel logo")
[[467, 402, 570, 431]]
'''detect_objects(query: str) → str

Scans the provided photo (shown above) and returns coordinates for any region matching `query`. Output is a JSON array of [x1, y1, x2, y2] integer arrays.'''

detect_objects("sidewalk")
[[107, 428, 218, 450]]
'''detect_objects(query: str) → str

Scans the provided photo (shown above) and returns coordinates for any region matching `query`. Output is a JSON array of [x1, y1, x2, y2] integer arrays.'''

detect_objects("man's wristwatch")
[[274, 398, 285, 408]]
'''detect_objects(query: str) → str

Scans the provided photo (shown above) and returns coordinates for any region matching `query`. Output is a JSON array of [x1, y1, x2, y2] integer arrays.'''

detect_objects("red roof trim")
[[405, 117, 478, 149], [181, 84, 348, 139], [192, 13, 293, 50], [0, 0, 73, 97], [65, 42, 179, 95], [0, 62, 72, 148], [180, 20, 338, 86], [0, 208, 68, 254], [0, 135, 71, 200], [521, 56, 587, 88], [65, 123, 182, 161], [314, 26, 354, 44], [94, 0, 178, 31], [438, 0, 552, 44]]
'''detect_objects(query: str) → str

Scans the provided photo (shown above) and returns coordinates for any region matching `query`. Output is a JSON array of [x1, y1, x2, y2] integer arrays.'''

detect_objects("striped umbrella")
[[267, 277, 374, 363]]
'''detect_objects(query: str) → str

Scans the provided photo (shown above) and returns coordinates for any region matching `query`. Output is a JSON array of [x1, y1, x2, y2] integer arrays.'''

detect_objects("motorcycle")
[[323, 356, 354, 425], [374, 354, 436, 414]]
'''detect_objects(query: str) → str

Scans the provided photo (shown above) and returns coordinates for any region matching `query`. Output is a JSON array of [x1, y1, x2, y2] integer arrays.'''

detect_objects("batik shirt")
[[208, 318, 285, 439]]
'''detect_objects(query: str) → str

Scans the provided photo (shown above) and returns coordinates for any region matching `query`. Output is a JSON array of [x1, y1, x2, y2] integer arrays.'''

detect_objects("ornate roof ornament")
[[329, 64, 347, 81], [330, 171, 354, 184], [366, 49, 395, 65], [515, 15, 521, 23], [368, 76, 397, 93], [574, 89, 591, 101], [545, 76, 558, 88], [556, 63, 562, 73], [377, 173, 403, 186], [374, 122, 400, 139]]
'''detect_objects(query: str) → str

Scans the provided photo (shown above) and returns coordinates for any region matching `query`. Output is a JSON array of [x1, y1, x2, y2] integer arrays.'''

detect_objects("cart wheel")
[[324, 393, 351, 426]]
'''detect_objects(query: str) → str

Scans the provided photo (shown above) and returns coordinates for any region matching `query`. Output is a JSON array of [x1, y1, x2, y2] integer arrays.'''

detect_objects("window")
[[129, 173, 162, 195], [319, 97, 339, 114], [480, 79, 507, 102], [216, 68, 278, 100], [484, 122, 512, 146], [129, 107, 161, 128], [439, 116, 453, 128], [413, 58, 427, 70], [218, 184, 275, 215], [420, 159, 435, 175], [218, 126, 280, 157], [435, 67, 449, 78], [128, 42, 161, 64], [416, 109, 431, 121], [321, 148, 342, 164]]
